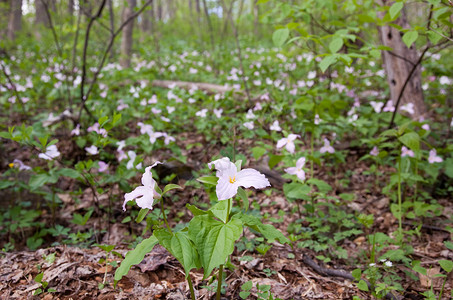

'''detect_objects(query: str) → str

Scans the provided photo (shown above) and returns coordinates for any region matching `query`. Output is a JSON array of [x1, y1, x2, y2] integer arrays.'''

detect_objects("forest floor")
[[0, 128, 452, 300]]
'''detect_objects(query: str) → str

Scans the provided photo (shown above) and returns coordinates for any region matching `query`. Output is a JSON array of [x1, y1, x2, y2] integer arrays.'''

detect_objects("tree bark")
[[7, 0, 22, 40], [120, 0, 137, 68], [68, 0, 74, 16], [35, 0, 55, 27], [377, 0, 426, 119]]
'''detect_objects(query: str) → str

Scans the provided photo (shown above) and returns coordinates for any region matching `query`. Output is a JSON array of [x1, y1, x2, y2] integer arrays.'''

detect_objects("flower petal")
[[235, 169, 270, 190], [123, 186, 149, 211], [276, 138, 287, 149], [135, 193, 155, 210], [286, 142, 295, 154], [285, 167, 297, 175], [141, 161, 162, 186], [296, 157, 306, 168], [216, 177, 239, 201]]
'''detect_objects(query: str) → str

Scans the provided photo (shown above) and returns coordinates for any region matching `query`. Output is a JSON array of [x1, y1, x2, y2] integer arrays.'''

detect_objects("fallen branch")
[[302, 255, 399, 300], [151, 80, 232, 94]]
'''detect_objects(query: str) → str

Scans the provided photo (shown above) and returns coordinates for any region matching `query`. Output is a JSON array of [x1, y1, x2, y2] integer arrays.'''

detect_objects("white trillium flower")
[[285, 157, 306, 181], [208, 157, 270, 201], [85, 145, 99, 155], [270, 120, 282, 131], [320, 138, 335, 154], [38, 145, 60, 160], [401, 146, 415, 158], [123, 161, 162, 211], [276, 134, 300, 154], [428, 149, 443, 163]]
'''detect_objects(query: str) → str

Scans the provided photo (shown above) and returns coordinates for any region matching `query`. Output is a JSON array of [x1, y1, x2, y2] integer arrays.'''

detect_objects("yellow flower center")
[[229, 176, 236, 184], [8, 163, 14, 168]]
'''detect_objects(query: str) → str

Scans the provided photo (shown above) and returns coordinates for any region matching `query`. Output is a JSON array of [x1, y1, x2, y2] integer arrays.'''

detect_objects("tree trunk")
[[377, 0, 426, 119], [108, 0, 115, 57], [120, 0, 137, 68], [35, 0, 49, 26], [0, 0, 10, 40], [68, 0, 74, 16], [7, 0, 22, 40]]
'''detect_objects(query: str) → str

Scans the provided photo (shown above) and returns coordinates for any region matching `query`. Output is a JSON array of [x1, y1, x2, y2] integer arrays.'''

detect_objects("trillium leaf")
[[329, 37, 343, 53], [237, 187, 249, 212], [114, 235, 158, 285], [439, 260, 453, 273], [398, 132, 420, 153], [188, 215, 243, 278], [186, 204, 208, 216], [197, 176, 218, 185], [238, 214, 290, 245], [162, 183, 182, 194], [58, 168, 81, 179], [209, 201, 229, 223], [155, 229, 200, 277]]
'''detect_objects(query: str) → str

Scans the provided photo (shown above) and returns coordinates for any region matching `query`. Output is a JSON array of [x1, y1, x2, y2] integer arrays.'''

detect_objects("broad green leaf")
[[58, 168, 81, 179], [329, 37, 343, 53], [186, 204, 208, 216], [237, 187, 249, 212], [272, 28, 290, 47], [114, 235, 158, 284], [398, 132, 420, 153], [283, 182, 311, 199], [444, 158, 453, 178], [357, 279, 368, 291], [135, 208, 149, 223], [439, 260, 453, 273], [402, 31, 418, 48], [412, 260, 427, 275], [163, 183, 182, 194], [188, 215, 243, 278], [427, 31, 442, 44], [209, 201, 229, 223], [251, 147, 266, 160], [307, 178, 332, 193], [238, 214, 290, 245], [197, 176, 218, 185], [241, 280, 253, 291], [155, 229, 200, 277], [319, 55, 337, 73], [29, 174, 51, 189], [389, 2, 403, 19], [351, 268, 362, 280], [268, 154, 284, 169]]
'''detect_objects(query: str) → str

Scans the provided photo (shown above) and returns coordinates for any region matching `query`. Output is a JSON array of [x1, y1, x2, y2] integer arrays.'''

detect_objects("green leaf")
[[238, 214, 290, 245], [402, 31, 418, 48], [398, 132, 420, 153], [240, 291, 251, 299], [163, 183, 182, 194], [58, 168, 81, 179], [444, 158, 453, 178], [188, 215, 243, 278], [329, 37, 343, 53], [209, 201, 229, 223], [283, 182, 311, 199], [351, 268, 362, 280], [34, 272, 44, 283], [155, 229, 200, 277], [135, 208, 149, 223], [197, 176, 218, 185], [319, 55, 338, 73], [439, 260, 453, 273], [29, 174, 51, 189], [251, 147, 267, 160], [268, 154, 284, 169], [186, 204, 208, 216], [237, 187, 249, 211], [241, 280, 253, 291], [307, 178, 332, 193], [427, 31, 442, 44], [412, 260, 427, 275], [114, 235, 158, 284], [357, 279, 368, 291], [272, 28, 290, 47], [389, 2, 403, 19]]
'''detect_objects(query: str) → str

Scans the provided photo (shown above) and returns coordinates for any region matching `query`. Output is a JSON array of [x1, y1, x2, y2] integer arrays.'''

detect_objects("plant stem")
[[310, 130, 314, 179], [160, 198, 171, 232], [187, 274, 196, 300], [397, 158, 403, 242], [216, 264, 224, 300], [226, 198, 231, 223]]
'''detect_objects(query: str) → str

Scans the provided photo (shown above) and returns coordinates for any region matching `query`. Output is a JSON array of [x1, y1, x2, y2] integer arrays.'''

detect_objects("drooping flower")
[[126, 151, 142, 169], [370, 146, 379, 157], [12, 159, 32, 171], [401, 146, 414, 158], [98, 161, 109, 172], [123, 161, 162, 211], [276, 134, 300, 154], [320, 138, 335, 154], [428, 149, 443, 163], [285, 157, 306, 181], [71, 124, 81, 136], [208, 157, 270, 201], [39, 145, 61, 160]]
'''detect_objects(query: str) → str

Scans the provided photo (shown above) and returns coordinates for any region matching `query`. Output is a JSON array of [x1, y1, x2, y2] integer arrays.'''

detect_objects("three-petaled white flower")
[[38, 145, 61, 160], [401, 146, 414, 158], [209, 157, 270, 201], [320, 138, 335, 154], [428, 149, 443, 164], [285, 157, 306, 181], [123, 161, 162, 211], [276, 134, 300, 154]]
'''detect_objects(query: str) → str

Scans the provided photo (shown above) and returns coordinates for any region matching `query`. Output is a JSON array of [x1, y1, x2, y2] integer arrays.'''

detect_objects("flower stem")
[[187, 274, 196, 300], [397, 158, 403, 242], [160, 197, 171, 232], [226, 198, 231, 223], [216, 264, 224, 300]]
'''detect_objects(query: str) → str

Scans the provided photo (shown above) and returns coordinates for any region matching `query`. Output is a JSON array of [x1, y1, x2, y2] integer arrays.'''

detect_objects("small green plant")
[[33, 271, 56, 296]]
